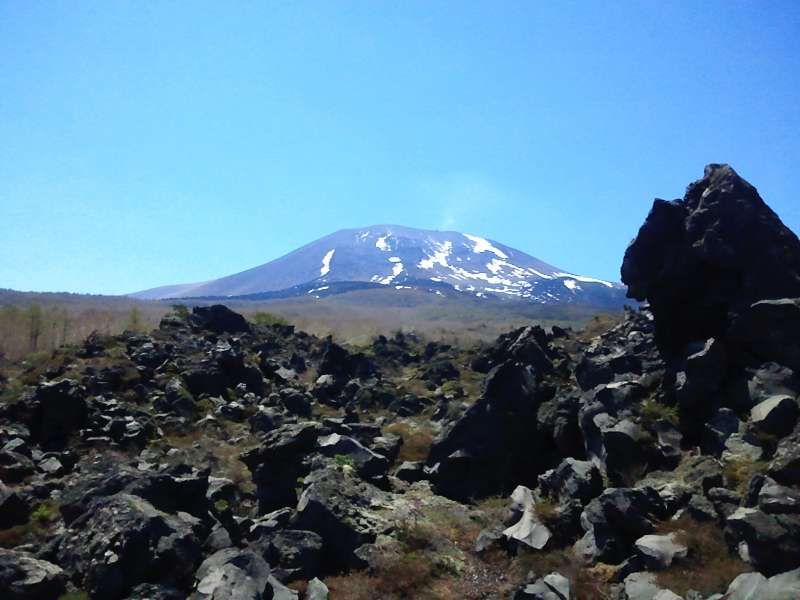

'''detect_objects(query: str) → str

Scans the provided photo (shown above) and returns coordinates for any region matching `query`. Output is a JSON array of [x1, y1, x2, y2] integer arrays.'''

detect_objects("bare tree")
[[27, 303, 43, 352]]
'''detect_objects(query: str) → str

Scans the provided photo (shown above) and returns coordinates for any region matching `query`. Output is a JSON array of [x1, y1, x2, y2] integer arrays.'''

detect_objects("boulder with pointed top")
[[622, 164, 800, 359]]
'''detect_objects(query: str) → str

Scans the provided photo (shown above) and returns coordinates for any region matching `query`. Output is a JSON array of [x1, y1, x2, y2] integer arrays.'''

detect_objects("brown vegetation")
[[384, 420, 436, 463], [655, 517, 750, 596], [723, 458, 767, 494]]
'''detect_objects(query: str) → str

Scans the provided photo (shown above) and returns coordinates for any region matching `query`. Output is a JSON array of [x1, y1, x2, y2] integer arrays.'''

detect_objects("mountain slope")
[[131, 225, 625, 306]]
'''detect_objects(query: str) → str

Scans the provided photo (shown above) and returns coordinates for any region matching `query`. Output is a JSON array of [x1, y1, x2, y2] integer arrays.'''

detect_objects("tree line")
[[0, 303, 163, 361]]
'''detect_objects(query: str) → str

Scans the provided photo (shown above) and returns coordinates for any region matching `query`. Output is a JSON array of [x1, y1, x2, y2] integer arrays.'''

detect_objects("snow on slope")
[[131, 224, 622, 306]]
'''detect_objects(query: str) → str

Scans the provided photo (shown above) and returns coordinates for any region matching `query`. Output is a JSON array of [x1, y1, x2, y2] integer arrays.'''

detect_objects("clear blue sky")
[[1, 1, 798, 295]]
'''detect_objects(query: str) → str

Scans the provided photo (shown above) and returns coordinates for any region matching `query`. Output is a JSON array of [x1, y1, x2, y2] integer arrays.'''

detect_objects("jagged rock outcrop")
[[241, 422, 324, 513], [426, 360, 546, 501], [622, 163, 800, 359], [54, 493, 204, 599], [289, 467, 390, 571]]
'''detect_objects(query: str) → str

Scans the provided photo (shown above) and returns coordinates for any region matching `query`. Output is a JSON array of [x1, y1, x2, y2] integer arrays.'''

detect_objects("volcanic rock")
[[621, 164, 800, 359]]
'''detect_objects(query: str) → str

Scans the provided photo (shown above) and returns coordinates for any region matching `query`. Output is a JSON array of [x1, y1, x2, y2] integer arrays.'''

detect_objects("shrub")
[[384, 421, 435, 463], [0, 378, 25, 405], [334, 454, 357, 470], [0, 501, 60, 548], [473, 495, 509, 526], [723, 458, 766, 494], [170, 304, 190, 319], [250, 311, 289, 327], [30, 502, 59, 524], [639, 398, 679, 427], [396, 521, 434, 552]]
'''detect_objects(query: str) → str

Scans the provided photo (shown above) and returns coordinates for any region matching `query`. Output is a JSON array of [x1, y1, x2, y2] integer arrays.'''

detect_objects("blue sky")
[[1, 1, 799, 295]]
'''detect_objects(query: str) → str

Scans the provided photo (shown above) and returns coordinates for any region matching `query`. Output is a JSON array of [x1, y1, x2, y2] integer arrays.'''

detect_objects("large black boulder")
[[189, 548, 296, 600], [249, 529, 323, 581], [0, 549, 67, 600], [579, 486, 666, 565], [55, 493, 203, 599], [318, 340, 376, 381], [189, 305, 251, 335], [0, 481, 30, 528], [471, 325, 559, 374], [289, 467, 389, 572], [729, 298, 800, 371], [32, 379, 88, 447], [427, 360, 546, 501], [621, 164, 800, 359], [769, 431, 800, 486], [726, 506, 800, 575], [241, 422, 323, 513]]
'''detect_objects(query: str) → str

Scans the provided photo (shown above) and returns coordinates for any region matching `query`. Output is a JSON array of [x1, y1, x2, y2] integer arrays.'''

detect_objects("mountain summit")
[[132, 225, 625, 306]]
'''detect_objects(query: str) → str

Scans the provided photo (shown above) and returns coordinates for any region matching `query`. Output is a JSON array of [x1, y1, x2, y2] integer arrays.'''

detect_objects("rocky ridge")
[[0, 165, 799, 599]]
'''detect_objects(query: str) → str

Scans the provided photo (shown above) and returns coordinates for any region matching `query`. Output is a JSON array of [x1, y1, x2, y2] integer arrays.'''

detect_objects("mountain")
[[131, 225, 626, 307]]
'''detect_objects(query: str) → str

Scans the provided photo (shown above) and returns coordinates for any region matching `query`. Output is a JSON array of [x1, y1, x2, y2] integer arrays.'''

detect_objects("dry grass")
[[324, 497, 617, 600], [576, 313, 624, 343], [500, 548, 614, 600], [722, 458, 766, 494], [324, 544, 444, 599], [473, 495, 509, 526], [163, 429, 255, 493], [384, 420, 436, 463], [654, 517, 750, 596], [534, 499, 560, 527], [426, 506, 483, 552], [311, 402, 343, 419]]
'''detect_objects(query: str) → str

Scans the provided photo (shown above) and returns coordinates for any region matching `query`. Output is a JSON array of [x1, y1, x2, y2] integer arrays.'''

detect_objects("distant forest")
[[0, 290, 168, 360], [0, 288, 622, 363]]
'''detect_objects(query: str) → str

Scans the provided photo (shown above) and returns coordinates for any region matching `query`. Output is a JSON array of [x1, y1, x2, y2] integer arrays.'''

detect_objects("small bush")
[[30, 502, 59, 524], [396, 521, 434, 552], [334, 454, 357, 469], [639, 398, 679, 427], [250, 311, 290, 327], [439, 380, 464, 398], [723, 458, 766, 494], [473, 495, 509, 526], [384, 421, 435, 462], [0, 501, 60, 548], [170, 304, 190, 319], [0, 378, 25, 405]]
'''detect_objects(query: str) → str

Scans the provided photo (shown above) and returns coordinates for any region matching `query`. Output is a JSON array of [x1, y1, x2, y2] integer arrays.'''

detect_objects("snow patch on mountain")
[[463, 233, 508, 259], [376, 236, 391, 251], [320, 249, 335, 276], [553, 272, 613, 288], [418, 241, 453, 270]]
